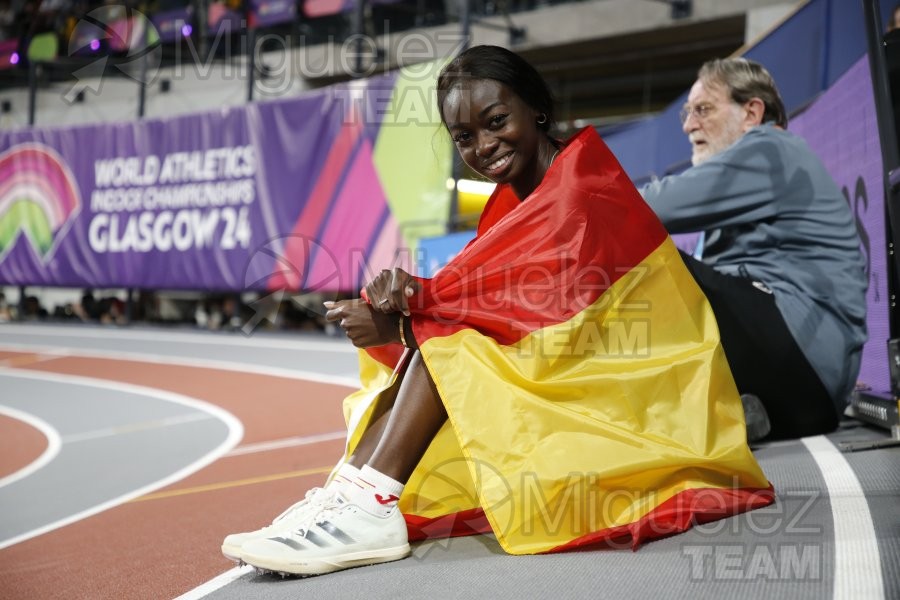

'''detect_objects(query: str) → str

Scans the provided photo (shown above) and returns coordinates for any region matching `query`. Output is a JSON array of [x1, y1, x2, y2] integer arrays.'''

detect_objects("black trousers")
[[679, 252, 838, 439]]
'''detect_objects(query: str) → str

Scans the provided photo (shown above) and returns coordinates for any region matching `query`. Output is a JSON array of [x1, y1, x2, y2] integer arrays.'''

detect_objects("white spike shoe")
[[221, 487, 334, 563], [241, 493, 410, 576]]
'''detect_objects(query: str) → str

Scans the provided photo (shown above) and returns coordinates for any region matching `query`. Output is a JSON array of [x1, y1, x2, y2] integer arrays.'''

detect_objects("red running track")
[[0, 352, 355, 599], [0, 413, 47, 481]]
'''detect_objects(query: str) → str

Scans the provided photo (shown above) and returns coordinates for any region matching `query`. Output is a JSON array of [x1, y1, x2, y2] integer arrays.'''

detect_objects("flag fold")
[[340, 127, 773, 554]]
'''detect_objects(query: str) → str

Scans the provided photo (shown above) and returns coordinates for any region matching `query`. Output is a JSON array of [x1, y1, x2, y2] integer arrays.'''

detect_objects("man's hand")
[[365, 268, 421, 316], [324, 298, 399, 348]]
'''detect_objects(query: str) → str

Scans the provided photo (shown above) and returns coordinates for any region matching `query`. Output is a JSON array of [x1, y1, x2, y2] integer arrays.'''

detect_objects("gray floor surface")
[[204, 425, 899, 600]]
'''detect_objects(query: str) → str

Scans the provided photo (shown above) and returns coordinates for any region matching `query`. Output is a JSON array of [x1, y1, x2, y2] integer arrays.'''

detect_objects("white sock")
[[327, 463, 362, 497], [349, 464, 405, 517]]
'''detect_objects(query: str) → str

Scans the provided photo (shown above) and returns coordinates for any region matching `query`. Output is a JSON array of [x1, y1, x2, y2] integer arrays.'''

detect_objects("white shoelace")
[[272, 487, 329, 524], [290, 500, 343, 538]]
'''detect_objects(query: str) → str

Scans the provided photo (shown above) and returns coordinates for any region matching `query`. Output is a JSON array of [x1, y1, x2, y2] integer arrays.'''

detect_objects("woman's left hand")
[[324, 299, 398, 348], [365, 268, 420, 316]]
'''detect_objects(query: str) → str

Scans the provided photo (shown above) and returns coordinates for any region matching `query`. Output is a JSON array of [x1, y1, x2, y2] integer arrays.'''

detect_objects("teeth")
[[488, 154, 510, 170]]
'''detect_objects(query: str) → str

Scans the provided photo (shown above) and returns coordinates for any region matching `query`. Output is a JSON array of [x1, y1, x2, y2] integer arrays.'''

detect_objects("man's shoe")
[[221, 487, 333, 562], [240, 494, 410, 576], [741, 393, 772, 443]]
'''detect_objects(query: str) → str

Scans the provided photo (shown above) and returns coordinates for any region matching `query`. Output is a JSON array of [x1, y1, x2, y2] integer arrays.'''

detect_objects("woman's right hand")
[[323, 298, 399, 348], [365, 268, 421, 316]]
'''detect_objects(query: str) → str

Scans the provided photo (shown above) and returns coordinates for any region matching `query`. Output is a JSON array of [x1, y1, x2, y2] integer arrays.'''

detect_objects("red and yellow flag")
[[340, 127, 773, 554]]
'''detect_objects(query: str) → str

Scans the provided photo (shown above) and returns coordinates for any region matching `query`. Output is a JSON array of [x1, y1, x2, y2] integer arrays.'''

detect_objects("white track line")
[[0, 369, 245, 551], [174, 565, 254, 600], [225, 430, 347, 457], [62, 413, 215, 444], [0, 405, 62, 490], [801, 435, 885, 600], [0, 323, 356, 353], [0, 352, 62, 368], [0, 342, 359, 388]]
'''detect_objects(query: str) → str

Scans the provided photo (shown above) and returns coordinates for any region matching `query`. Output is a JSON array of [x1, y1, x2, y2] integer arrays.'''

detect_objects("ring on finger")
[[379, 298, 389, 305]]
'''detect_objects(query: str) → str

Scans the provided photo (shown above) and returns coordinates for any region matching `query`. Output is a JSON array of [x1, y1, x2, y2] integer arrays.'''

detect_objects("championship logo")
[[0, 143, 81, 264]]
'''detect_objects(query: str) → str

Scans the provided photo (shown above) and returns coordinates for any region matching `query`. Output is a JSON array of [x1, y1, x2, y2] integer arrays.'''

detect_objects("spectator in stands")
[[223, 45, 771, 579], [22, 295, 47, 320], [73, 289, 99, 321], [640, 58, 867, 441], [0, 0, 16, 41], [0, 291, 11, 322], [888, 3, 900, 32], [26, 0, 67, 38], [132, 290, 160, 323], [99, 296, 126, 325]]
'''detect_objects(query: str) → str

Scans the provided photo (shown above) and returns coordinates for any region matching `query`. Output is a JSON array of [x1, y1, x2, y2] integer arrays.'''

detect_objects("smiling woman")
[[226, 45, 775, 578], [437, 48, 560, 201]]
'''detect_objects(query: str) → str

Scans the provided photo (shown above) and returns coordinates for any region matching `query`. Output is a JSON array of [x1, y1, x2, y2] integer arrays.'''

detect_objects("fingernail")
[[323, 301, 334, 308]]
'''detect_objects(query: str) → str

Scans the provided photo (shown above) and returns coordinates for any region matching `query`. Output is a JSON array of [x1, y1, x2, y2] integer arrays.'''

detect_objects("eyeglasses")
[[679, 102, 716, 124]]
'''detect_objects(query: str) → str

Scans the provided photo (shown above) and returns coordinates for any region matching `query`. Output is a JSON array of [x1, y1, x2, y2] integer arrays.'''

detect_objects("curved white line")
[[0, 323, 357, 353], [225, 430, 346, 457], [0, 405, 62, 490], [801, 435, 885, 600], [0, 342, 359, 388], [0, 368, 245, 551], [174, 565, 253, 600], [62, 413, 214, 444]]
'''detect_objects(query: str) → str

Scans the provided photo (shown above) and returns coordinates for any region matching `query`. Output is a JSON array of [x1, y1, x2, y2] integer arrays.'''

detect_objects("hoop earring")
[[536, 113, 548, 125]]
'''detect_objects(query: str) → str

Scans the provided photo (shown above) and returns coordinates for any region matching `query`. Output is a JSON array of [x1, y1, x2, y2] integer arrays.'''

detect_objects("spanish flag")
[[341, 127, 773, 554]]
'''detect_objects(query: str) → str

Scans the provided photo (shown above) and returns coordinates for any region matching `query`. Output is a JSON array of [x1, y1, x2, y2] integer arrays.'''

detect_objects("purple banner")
[[208, 4, 243, 36], [151, 7, 193, 43], [0, 39, 17, 70], [0, 73, 406, 294], [791, 56, 888, 392], [250, 0, 296, 28], [303, 0, 354, 18]]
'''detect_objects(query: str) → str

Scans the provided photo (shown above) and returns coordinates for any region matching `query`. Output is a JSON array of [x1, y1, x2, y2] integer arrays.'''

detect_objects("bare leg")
[[347, 393, 395, 468], [347, 349, 411, 467], [234, 352, 441, 575], [353, 350, 446, 483]]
